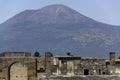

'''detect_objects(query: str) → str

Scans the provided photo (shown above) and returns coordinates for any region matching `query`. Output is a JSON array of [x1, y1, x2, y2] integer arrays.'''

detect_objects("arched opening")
[[8, 61, 28, 80]]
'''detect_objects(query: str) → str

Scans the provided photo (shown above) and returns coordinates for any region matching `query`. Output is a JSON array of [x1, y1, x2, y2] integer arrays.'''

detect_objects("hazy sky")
[[0, 0, 120, 25]]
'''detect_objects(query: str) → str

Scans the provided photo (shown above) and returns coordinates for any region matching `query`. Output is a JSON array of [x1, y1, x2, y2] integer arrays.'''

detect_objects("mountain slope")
[[0, 4, 120, 57]]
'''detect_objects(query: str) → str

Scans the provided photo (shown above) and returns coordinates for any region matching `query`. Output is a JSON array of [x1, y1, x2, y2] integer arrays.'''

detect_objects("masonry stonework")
[[0, 52, 120, 80]]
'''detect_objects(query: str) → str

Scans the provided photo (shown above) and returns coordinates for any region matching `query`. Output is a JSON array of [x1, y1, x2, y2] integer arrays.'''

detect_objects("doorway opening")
[[84, 69, 89, 75]]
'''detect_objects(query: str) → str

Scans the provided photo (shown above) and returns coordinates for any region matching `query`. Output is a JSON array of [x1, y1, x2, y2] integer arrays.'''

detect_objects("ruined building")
[[106, 52, 120, 75], [0, 51, 119, 80]]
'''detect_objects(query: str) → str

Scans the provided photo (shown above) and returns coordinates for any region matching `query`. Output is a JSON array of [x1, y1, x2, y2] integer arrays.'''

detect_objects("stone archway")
[[8, 61, 28, 80]]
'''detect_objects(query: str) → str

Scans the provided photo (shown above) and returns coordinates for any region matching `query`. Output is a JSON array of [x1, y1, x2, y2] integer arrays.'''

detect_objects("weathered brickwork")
[[0, 52, 120, 80], [0, 52, 36, 80]]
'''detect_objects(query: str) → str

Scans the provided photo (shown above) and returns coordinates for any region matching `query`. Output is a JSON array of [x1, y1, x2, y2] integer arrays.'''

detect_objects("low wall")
[[40, 75, 120, 80]]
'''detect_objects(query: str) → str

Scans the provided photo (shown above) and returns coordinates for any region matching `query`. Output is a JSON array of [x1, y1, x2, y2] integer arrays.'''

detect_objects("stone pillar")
[[67, 61, 74, 75], [45, 52, 53, 74], [58, 60, 61, 75], [109, 52, 116, 74]]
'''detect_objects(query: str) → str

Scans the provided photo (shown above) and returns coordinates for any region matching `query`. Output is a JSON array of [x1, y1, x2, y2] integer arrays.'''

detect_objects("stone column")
[[109, 52, 116, 74]]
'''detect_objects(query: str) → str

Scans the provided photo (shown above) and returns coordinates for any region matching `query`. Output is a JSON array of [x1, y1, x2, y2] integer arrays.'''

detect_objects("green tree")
[[34, 51, 40, 57], [67, 52, 71, 56]]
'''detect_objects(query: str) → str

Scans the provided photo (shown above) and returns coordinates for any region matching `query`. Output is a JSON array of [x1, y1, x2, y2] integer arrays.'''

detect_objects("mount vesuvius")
[[0, 4, 120, 57]]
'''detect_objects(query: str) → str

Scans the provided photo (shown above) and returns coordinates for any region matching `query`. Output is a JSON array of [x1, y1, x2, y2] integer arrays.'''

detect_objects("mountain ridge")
[[0, 4, 120, 57]]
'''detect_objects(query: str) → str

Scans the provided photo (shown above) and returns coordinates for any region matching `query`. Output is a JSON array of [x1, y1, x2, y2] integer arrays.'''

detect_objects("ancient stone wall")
[[0, 57, 36, 80], [0, 52, 31, 57], [81, 58, 106, 75]]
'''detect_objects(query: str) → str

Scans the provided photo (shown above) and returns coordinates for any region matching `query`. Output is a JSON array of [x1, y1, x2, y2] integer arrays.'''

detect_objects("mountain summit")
[[0, 4, 120, 57], [3, 4, 93, 25]]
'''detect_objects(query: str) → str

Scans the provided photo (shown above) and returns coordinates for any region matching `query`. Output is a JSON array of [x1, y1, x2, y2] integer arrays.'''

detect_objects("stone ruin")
[[0, 52, 119, 80]]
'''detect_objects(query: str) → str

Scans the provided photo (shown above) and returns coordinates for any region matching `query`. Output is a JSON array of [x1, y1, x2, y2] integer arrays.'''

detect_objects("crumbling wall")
[[0, 57, 36, 80], [81, 58, 106, 75]]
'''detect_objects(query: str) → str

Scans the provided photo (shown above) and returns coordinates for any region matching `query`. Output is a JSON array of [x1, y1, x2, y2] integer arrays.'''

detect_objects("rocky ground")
[[40, 75, 120, 80]]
